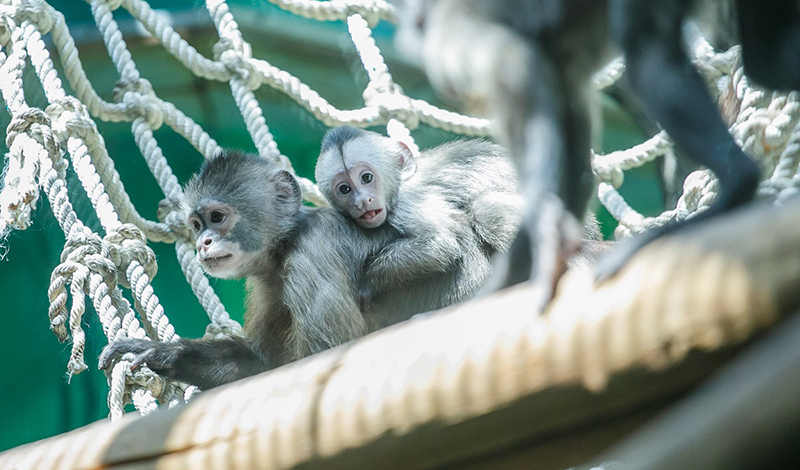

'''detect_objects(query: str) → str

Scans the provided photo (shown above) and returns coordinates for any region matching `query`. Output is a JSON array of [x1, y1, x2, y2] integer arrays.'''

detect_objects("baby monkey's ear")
[[396, 141, 417, 181]]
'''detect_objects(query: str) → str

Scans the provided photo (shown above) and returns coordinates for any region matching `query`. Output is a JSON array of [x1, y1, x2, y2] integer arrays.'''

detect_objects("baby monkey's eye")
[[361, 172, 373, 184], [190, 219, 202, 232], [338, 184, 352, 195], [210, 210, 225, 224]]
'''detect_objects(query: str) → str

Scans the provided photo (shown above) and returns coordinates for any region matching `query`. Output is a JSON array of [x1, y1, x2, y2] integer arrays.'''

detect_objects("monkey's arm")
[[364, 195, 465, 296], [99, 337, 269, 390]]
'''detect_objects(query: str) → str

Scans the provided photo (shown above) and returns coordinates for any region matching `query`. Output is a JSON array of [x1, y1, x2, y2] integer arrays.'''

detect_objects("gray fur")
[[316, 128, 523, 304], [101, 150, 483, 388]]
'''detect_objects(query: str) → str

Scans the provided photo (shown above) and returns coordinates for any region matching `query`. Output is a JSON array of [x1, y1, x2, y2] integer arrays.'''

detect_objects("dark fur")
[[321, 126, 365, 155], [392, 0, 800, 308]]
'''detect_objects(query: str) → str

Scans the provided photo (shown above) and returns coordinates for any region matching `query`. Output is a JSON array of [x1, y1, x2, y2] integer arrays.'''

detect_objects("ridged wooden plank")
[[1, 199, 798, 470]]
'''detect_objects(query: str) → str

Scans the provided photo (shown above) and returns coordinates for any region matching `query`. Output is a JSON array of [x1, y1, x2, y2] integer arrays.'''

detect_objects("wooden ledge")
[[2, 199, 799, 470]]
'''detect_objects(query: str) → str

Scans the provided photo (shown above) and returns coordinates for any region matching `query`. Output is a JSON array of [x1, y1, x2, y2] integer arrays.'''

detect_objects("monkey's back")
[[413, 139, 522, 252]]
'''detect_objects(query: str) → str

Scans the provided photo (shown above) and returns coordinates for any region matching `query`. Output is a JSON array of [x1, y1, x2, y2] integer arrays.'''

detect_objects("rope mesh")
[[0, 0, 798, 418]]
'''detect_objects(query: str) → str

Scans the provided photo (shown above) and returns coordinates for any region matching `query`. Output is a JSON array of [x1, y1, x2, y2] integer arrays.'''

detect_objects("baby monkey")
[[316, 126, 522, 304]]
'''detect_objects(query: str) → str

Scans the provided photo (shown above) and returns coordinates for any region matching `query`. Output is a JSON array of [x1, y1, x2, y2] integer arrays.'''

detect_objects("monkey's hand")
[[100, 337, 268, 389], [99, 339, 178, 378]]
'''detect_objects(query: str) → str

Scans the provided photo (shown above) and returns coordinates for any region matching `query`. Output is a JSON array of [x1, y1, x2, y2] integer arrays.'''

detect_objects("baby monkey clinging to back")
[[315, 126, 522, 304]]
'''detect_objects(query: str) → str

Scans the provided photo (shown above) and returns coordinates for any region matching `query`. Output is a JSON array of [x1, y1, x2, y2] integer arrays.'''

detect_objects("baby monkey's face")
[[330, 161, 387, 229]]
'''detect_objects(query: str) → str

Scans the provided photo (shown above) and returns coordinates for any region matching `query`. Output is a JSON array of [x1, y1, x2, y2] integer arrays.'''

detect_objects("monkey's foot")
[[484, 197, 583, 313]]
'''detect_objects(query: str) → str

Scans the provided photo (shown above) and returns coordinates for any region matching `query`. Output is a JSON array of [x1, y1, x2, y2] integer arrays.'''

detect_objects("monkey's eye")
[[361, 172, 374, 184], [190, 219, 202, 232], [337, 184, 351, 195], [209, 210, 225, 224]]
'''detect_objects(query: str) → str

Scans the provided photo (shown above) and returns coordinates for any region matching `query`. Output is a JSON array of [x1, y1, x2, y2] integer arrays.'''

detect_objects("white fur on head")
[[316, 127, 406, 210]]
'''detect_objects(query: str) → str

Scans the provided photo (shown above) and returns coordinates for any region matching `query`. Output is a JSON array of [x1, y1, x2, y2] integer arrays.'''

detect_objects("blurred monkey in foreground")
[[393, 0, 800, 309]]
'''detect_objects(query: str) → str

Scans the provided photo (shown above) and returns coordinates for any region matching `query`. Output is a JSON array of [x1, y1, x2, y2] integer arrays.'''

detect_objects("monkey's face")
[[330, 161, 388, 229], [188, 200, 260, 279]]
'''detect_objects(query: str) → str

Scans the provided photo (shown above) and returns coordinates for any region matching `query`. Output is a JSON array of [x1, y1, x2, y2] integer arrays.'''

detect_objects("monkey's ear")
[[397, 141, 418, 180], [396, 141, 415, 166], [269, 170, 302, 207]]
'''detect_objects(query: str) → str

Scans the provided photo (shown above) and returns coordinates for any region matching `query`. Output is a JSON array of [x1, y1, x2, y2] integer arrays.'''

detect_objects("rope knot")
[[6, 107, 62, 163], [214, 41, 260, 90], [6, 108, 49, 146], [339, 0, 383, 28], [16, 0, 56, 34], [127, 363, 166, 397], [105, 224, 158, 286], [60, 227, 118, 289], [47, 96, 98, 141], [112, 78, 164, 129], [591, 151, 625, 188], [103, 0, 124, 12], [157, 196, 190, 239], [363, 81, 418, 129]]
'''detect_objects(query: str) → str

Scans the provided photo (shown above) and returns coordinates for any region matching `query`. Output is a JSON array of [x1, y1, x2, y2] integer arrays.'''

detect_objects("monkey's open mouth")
[[360, 209, 382, 220]]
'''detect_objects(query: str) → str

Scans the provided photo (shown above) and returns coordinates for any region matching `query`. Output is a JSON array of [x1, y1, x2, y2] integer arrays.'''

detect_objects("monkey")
[[390, 0, 800, 309], [99, 151, 471, 389], [314, 126, 522, 306], [314, 127, 611, 307]]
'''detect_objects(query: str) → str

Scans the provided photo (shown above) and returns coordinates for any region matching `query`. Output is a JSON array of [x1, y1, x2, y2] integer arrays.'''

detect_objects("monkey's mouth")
[[199, 253, 233, 267], [359, 209, 382, 221]]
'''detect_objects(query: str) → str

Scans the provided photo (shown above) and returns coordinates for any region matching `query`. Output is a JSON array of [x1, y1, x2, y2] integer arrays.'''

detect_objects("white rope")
[[592, 42, 800, 235], [2, 0, 800, 421]]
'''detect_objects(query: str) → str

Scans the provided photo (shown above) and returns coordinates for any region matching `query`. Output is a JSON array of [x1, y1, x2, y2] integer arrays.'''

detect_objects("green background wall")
[[0, 1, 661, 451]]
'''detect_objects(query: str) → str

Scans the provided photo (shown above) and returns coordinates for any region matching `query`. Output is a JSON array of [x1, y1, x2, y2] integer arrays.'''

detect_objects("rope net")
[[0, 0, 798, 420]]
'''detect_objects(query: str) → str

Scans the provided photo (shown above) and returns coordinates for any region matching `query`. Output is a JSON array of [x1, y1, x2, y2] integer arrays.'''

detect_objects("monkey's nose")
[[354, 195, 372, 210], [198, 238, 213, 251]]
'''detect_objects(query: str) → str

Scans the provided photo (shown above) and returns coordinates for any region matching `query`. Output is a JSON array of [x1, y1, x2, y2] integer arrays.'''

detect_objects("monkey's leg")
[[99, 337, 270, 390], [738, 0, 800, 91], [283, 247, 367, 358], [485, 42, 593, 310], [470, 191, 523, 253], [597, 0, 761, 279]]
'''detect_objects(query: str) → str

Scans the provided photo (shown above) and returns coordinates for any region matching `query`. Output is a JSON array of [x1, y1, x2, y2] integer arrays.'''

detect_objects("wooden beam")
[[1, 198, 799, 470]]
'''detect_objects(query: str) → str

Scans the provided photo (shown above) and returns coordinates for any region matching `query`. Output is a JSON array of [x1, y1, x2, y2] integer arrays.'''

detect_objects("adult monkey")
[[99, 151, 469, 389], [393, 0, 800, 309]]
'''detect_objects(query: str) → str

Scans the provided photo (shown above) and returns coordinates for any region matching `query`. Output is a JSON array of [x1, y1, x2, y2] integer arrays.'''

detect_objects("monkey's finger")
[[97, 348, 114, 370], [129, 348, 157, 371], [97, 343, 128, 370]]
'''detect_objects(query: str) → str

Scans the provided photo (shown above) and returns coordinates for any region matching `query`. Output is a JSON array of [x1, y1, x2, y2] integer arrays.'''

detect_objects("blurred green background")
[[0, 0, 663, 451]]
